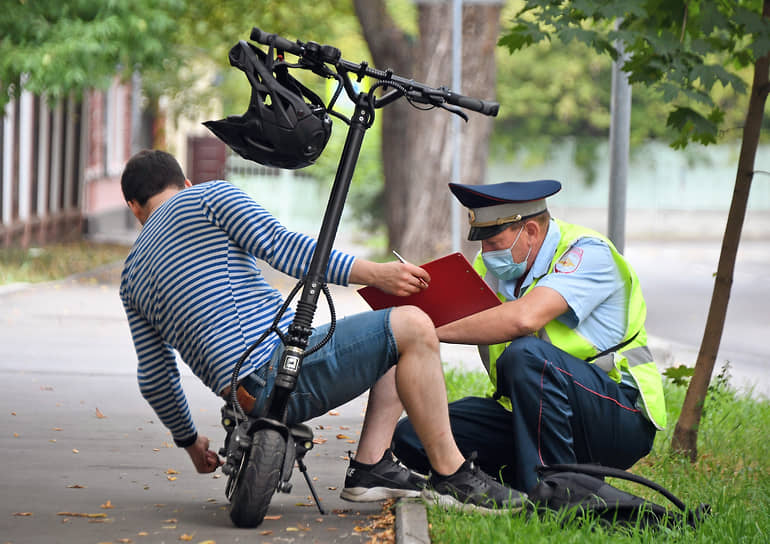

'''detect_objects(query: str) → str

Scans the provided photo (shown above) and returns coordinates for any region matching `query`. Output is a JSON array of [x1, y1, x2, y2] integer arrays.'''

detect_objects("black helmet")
[[204, 40, 332, 169]]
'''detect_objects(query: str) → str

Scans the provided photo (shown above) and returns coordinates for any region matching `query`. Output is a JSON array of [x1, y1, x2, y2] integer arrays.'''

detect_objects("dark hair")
[[121, 149, 187, 206]]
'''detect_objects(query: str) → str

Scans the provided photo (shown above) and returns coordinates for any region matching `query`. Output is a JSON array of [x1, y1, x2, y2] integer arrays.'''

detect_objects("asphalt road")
[[625, 239, 769, 398]]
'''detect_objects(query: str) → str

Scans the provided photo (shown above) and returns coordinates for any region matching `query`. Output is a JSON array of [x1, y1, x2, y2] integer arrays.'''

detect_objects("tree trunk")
[[353, 0, 415, 248], [355, 0, 501, 261], [671, 0, 770, 461]]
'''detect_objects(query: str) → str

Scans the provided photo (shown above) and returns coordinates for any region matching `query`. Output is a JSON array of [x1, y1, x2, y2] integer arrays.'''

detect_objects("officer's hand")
[[185, 434, 222, 473]]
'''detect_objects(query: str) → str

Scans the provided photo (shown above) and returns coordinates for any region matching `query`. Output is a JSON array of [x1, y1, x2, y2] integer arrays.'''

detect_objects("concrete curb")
[[395, 498, 431, 544]]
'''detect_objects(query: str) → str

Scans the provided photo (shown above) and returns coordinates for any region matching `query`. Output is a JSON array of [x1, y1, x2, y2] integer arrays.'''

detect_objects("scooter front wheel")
[[229, 428, 286, 528]]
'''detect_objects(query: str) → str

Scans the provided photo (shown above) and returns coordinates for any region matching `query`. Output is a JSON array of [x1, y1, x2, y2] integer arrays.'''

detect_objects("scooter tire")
[[229, 428, 286, 528]]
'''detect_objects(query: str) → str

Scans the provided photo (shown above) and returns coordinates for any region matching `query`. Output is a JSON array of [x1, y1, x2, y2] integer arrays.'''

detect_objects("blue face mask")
[[482, 225, 532, 281]]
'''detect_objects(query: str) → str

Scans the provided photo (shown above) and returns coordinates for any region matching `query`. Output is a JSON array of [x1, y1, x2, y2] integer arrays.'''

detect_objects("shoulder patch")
[[555, 247, 583, 274]]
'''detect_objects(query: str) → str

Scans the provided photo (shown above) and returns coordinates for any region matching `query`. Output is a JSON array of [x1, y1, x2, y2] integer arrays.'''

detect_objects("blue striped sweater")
[[119, 180, 355, 446]]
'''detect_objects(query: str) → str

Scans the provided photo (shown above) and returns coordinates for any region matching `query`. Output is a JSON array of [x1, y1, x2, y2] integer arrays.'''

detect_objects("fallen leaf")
[[197, 541, 216, 544], [327, 486, 338, 490], [353, 525, 371, 532], [57, 512, 107, 518], [137, 532, 149, 536], [117, 539, 132, 543], [95, 407, 107, 419], [72, 449, 79, 454], [13, 512, 33, 516], [264, 515, 281, 520], [261, 530, 273, 535], [11, 411, 16, 416], [339, 425, 350, 430], [52, 427, 62, 431], [179, 533, 194, 541], [163, 518, 178, 523], [67, 484, 86, 488], [212, 474, 222, 479], [346, 440, 356, 444], [153, 448, 160, 452], [328, 410, 340, 416], [336, 434, 350, 440], [13, 433, 19, 438], [167, 476, 177, 481], [312, 437, 327, 444], [166, 469, 179, 474], [286, 527, 299, 532], [100, 500, 114, 509], [49, 439, 57, 443]]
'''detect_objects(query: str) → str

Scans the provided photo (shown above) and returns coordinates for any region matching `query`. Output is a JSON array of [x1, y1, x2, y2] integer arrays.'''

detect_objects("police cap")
[[449, 180, 562, 241]]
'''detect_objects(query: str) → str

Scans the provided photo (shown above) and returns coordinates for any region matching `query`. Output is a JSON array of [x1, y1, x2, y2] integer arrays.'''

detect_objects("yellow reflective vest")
[[473, 219, 667, 430]]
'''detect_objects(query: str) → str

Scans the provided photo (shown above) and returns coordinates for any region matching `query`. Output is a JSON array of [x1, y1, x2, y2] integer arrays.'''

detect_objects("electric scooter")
[[207, 26, 499, 528]]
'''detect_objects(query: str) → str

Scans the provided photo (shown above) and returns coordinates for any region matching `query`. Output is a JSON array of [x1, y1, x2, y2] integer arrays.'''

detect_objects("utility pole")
[[607, 19, 631, 253]]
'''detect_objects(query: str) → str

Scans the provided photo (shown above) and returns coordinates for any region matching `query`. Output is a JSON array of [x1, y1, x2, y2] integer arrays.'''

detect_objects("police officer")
[[393, 180, 667, 493]]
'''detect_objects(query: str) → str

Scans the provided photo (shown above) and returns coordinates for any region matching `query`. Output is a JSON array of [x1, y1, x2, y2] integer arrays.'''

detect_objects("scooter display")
[[205, 26, 499, 528]]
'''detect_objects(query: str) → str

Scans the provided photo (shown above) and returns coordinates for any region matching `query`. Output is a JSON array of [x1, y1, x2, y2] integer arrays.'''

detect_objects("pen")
[[392, 250, 428, 288]]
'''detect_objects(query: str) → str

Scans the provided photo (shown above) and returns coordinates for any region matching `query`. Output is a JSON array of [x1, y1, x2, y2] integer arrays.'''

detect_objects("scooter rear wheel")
[[229, 428, 286, 528]]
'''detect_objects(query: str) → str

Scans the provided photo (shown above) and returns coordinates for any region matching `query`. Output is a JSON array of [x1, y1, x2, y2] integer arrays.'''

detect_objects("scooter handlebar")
[[250, 27, 304, 56], [445, 92, 499, 117], [249, 26, 500, 118]]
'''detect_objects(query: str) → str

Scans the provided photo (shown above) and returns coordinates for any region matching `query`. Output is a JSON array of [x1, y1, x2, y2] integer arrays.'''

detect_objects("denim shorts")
[[242, 308, 398, 424]]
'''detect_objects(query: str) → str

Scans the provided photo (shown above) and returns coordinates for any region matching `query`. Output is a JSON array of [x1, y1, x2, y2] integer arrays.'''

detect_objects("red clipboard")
[[357, 252, 501, 327]]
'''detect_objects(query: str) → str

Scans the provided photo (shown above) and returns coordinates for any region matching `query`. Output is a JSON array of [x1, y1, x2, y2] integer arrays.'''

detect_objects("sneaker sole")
[[421, 489, 525, 515], [340, 486, 423, 502]]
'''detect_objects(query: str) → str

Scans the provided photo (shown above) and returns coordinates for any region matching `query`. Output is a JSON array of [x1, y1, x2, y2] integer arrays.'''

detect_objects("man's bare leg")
[[355, 306, 464, 475]]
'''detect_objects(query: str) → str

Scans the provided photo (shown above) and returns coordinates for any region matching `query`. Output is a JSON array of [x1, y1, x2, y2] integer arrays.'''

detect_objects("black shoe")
[[423, 453, 526, 513], [340, 449, 427, 502]]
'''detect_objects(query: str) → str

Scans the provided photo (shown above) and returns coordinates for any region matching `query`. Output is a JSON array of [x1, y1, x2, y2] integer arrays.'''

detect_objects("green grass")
[[433, 365, 770, 543], [0, 241, 130, 285]]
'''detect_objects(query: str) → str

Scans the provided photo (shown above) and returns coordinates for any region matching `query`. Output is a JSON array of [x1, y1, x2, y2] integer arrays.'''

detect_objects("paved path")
[[0, 271, 393, 544]]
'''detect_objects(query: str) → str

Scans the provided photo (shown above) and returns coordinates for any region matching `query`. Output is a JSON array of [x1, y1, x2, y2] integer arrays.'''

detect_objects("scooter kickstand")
[[297, 458, 326, 515]]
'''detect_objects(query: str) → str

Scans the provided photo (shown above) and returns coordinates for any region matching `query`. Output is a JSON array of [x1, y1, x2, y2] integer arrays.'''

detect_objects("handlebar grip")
[[250, 27, 303, 56], [445, 93, 499, 117]]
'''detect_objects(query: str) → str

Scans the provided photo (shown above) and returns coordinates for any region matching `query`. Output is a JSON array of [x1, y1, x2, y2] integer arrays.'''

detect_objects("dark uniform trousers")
[[392, 335, 657, 492]]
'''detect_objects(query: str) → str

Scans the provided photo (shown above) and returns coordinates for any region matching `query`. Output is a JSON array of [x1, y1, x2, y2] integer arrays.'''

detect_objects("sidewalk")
[[0, 269, 410, 544]]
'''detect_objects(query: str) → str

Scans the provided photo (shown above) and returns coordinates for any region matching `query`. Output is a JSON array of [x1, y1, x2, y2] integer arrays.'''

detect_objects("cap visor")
[[468, 223, 510, 241]]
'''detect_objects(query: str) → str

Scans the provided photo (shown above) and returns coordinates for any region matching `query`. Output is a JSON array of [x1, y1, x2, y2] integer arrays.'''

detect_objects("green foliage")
[[663, 364, 695, 387], [145, 0, 361, 119], [498, 0, 770, 148], [0, 242, 129, 285], [0, 0, 182, 110], [443, 365, 495, 402]]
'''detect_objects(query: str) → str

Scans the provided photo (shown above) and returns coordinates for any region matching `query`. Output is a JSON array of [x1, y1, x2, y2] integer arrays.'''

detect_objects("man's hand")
[[351, 260, 430, 297], [185, 434, 222, 473]]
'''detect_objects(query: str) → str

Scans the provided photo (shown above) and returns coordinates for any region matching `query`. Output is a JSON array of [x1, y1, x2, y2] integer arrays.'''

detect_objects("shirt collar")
[[520, 218, 560, 291]]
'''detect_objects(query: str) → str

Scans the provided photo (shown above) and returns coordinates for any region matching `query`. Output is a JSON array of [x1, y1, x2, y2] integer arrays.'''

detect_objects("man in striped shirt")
[[119, 150, 518, 511]]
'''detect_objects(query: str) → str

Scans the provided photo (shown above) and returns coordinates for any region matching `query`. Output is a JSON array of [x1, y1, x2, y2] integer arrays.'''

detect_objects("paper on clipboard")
[[357, 252, 501, 327]]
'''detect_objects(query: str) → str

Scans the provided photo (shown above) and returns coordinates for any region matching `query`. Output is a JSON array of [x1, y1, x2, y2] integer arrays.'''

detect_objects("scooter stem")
[[267, 98, 372, 421]]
